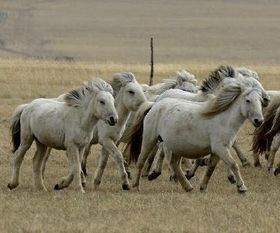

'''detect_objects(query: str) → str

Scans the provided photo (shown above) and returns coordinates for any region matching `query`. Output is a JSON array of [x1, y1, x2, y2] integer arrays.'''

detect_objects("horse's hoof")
[[200, 186, 207, 193], [169, 175, 178, 182], [185, 171, 194, 180], [54, 184, 63, 190], [82, 169, 88, 177], [254, 161, 262, 168], [7, 183, 17, 190], [185, 186, 194, 192], [122, 184, 130, 191], [237, 184, 247, 193], [228, 175, 236, 184], [242, 160, 250, 167], [127, 171, 131, 180], [274, 168, 280, 176], [148, 171, 161, 181]]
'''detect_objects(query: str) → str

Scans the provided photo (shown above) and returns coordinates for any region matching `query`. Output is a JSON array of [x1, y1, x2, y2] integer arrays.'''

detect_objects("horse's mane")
[[236, 67, 259, 80], [201, 82, 242, 117], [64, 79, 113, 107], [109, 72, 136, 97], [200, 65, 235, 94], [176, 70, 197, 85], [146, 70, 197, 95], [252, 96, 280, 154]]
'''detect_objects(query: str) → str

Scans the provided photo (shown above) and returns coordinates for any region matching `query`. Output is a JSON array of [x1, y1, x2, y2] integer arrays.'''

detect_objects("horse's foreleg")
[[54, 146, 84, 193], [93, 147, 109, 189], [8, 138, 33, 190], [170, 155, 193, 192], [200, 154, 220, 192], [214, 146, 247, 193], [232, 141, 250, 167], [102, 139, 130, 190], [32, 142, 47, 191]]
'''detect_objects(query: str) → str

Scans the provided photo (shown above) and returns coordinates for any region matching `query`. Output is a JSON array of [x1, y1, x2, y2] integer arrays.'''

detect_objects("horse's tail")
[[122, 101, 154, 164], [252, 104, 279, 154], [10, 104, 27, 152], [266, 106, 280, 140]]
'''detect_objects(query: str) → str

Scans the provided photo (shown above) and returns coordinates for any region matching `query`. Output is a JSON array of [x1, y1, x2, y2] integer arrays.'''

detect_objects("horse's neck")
[[215, 98, 246, 134], [80, 96, 99, 131], [115, 93, 130, 127]]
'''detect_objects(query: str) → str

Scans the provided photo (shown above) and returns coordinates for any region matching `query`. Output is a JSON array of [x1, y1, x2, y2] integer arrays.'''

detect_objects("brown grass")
[[0, 59, 279, 233]]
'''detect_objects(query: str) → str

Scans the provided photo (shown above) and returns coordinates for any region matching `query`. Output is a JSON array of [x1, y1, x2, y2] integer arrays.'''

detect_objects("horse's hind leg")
[[8, 137, 33, 190], [148, 144, 165, 181], [81, 143, 91, 176], [142, 145, 158, 178], [102, 139, 130, 190], [93, 147, 109, 189], [33, 142, 47, 191], [200, 154, 220, 192], [253, 152, 261, 167], [232, 141, 250, 167], [41, 147, 52, 179], [170, 155, 193, 192], [268, 134, 280, 173]]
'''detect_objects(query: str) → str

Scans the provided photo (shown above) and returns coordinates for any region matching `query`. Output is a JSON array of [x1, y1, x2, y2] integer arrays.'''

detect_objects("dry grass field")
[[0, 59, 279, 233]]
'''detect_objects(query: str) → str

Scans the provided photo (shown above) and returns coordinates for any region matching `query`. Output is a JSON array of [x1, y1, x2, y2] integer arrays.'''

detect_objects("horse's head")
[[91, 80, 118, 126], [112, 72, 147, 112], [240, 87, 264, 127], [175, 70, 198, 93]]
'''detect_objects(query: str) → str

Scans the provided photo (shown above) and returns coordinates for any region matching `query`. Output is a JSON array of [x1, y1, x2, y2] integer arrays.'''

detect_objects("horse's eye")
[[100, 100, 105, 105], [246, 99, 251, 103], [128, 90, 135, 95]]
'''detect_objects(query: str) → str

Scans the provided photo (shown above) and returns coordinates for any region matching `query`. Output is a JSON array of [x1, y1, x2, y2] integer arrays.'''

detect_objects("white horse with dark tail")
[[126, 72, 265, 193], [9, 79, 118, 193]]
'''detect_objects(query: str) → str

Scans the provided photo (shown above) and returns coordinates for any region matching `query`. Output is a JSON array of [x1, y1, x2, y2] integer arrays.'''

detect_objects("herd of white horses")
[[8, 66, 280, 193]]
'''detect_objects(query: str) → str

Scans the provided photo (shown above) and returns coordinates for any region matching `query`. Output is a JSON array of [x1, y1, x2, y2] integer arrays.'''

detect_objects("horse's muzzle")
[[253, 118, 263, 127], [107, 116, 118, 126]]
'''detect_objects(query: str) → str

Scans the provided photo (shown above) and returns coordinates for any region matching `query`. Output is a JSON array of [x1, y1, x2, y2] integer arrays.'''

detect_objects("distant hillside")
[[0, 0, 280, 64]]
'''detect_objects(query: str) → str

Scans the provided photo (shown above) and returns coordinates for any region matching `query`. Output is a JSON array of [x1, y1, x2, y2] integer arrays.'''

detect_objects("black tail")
[[10, 104, 26, 152], [122, 101, 154, 164], [252, 104, 279, 154]]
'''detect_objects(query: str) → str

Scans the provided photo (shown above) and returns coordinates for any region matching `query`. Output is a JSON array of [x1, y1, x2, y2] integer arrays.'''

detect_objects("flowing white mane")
[[64, 79, 113, 107]]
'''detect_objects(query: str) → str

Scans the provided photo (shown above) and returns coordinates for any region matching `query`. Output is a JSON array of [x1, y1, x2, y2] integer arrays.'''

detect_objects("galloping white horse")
[[43, 72, 147, 190], [127, 76, 265, 193], [8, 79, 118, 193], [138, 66, 269, 181]]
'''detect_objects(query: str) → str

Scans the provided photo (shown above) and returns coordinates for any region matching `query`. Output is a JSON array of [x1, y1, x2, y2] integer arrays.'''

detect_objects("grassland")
[[0, 59, 279, 233]]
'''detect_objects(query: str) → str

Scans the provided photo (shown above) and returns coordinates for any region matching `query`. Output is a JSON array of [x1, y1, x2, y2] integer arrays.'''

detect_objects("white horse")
[[139, 66, 269, 181], [8, 79, 118, 193], [127, 77, 264, 193], [42, 72, 147, 190], [142, 70, 198, 101], [252, 95, 280, 174]]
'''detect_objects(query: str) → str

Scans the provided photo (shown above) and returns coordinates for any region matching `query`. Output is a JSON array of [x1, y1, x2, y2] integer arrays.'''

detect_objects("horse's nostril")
[[254, 119, 263, 126], [110, 116, 115, 123]]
